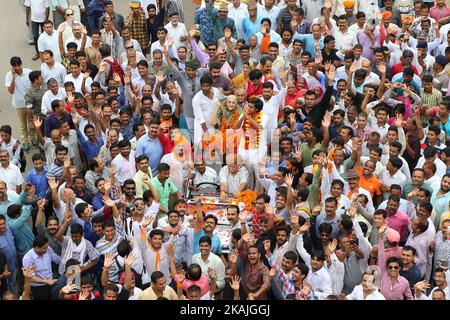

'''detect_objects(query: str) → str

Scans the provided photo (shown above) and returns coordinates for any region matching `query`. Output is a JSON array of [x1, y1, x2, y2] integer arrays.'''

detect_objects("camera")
[[349, 238, 359, 246], [126, 205, 136, 214]]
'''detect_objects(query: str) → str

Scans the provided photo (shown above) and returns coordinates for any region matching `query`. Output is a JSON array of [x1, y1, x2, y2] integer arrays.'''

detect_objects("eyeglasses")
[[126, 187, 136, 190], [388, 265, 400, 270]]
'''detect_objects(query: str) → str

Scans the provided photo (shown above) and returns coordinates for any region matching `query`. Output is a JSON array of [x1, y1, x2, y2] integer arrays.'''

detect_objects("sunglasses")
[[126, 187, 136, 190], [125, 46, 134, 49], [66, 13, 74, 16], [388, 265, 400, 270]]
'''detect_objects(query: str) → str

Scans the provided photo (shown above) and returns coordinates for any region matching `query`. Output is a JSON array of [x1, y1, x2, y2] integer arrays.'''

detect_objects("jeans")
[[31, 21, 44, 54]]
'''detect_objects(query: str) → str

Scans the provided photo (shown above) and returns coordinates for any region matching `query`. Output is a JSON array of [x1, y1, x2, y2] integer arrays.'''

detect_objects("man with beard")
[[402, 168, 433, 205], [399, 246, 422, 291], [35, 198, 61, 256], [150, 163, 181, 214], [272, 222, 300, 267], [414, 267, 450, 300], [230, 234, 271, 300], [112, 139, 136, 186], [431, 174, 450, 229]]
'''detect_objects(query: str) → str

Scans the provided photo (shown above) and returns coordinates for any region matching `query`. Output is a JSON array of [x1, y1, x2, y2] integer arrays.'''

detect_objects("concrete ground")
[[0, 0, 196, 170]]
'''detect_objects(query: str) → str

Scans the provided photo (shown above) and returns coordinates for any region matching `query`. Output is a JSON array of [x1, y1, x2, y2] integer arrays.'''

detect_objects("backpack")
[[105, 58, 125, 85], [12, 141, 26, 173]]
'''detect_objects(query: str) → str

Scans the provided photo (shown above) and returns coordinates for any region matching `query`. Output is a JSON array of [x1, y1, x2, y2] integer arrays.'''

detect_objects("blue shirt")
[[193, 229, 223, 256], [76, 130, 104, 162], [194, 4, 216, 46], [92, 194, 105, 211], [293, 33, 324, 60], [392, 73, 422, 93], [136, 134, 164, 176], [7, 204, 34, 255], [22, 247, 61, 287], [242, 16, 263, 43], [0, 226, 17, 272], [315, 213, 340, 239], [26, 167, 49, 199]]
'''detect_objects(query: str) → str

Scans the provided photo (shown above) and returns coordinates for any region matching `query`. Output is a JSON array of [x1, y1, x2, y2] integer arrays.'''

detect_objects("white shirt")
[[332, 28, 358, 52], [191, 252, 226, 290], [41, 61, 67, 86], [414, 54, 435, 75], [64, 35, 92, 53], [416, 157, 447, 178], [24, 0, 49, 23], [192, 167, 219, 187], [427, 175, 442, 191], [0, 163, 24, 191], [326, 252, 345, 295], [346, 285, 386, 300], [192, 88, 225, 144], [160, 153, 190, 191], [4, 69, 32, 108], [164, 22, 188, 52], [37, 30, 61, 63], [111, 151, 137, 186], [41, 88, 66, 115], [260, 87, 287, 135], [380, 169, 407, 189], [258, 4, 280, 31], [64, 73, 93, 93], [227, 2, 249, 40], [219, 165, 249, 195], [150, 41, 167, 61]]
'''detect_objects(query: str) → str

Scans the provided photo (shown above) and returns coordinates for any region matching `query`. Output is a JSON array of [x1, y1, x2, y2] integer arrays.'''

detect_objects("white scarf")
[[62, 237, 87, 268]]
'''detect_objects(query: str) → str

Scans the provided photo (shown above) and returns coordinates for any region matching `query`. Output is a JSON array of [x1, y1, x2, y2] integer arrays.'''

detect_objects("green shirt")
[[150, 176, 178, 210], [301, 142, 322, 167]]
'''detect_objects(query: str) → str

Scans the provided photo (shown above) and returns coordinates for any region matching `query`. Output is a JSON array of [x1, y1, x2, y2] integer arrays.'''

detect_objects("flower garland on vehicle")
[[228, 190, 258, 211], [243, 112, 263, 149]]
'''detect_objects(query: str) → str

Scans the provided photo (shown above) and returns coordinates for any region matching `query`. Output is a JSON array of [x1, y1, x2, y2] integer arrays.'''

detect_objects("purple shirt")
[[357, 31, 375, 61]]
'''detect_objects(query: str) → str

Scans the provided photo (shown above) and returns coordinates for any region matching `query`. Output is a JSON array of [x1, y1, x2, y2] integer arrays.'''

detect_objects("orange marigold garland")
[[243, 112, 263, 149], [237, 190, 258, 211]]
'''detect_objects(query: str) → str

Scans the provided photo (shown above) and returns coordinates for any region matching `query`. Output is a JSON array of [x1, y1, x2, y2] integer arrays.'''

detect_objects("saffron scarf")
[[242, 112, 263, 150]]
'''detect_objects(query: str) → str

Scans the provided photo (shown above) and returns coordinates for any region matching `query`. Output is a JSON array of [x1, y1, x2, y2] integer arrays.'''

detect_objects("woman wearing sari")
[[285, 79, 309, 108], [211, 95, 242, 157]]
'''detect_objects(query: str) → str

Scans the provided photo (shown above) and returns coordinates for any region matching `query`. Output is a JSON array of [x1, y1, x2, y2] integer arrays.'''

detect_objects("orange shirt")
[[356, 167, 382, 198]]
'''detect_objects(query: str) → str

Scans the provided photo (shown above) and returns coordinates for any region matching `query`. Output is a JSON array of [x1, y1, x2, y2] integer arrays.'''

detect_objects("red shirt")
[[391, 63, 419, 77]]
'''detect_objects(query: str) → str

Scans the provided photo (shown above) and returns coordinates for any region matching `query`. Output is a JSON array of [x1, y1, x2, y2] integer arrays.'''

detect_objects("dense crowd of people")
[[1, 0, 450, 301]]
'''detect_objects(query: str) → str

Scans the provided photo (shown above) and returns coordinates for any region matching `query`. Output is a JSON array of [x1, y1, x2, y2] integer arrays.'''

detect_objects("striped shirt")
[[46, 161, 64, 181], [420, 88, 442, 109]]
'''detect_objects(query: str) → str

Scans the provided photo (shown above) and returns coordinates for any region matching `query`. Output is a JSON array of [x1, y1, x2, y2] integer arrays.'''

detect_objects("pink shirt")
[[182, 273, 210, 297], [386, 211, 410, 241], [378, 237, 414, 300], [430, 6, 450, 21]]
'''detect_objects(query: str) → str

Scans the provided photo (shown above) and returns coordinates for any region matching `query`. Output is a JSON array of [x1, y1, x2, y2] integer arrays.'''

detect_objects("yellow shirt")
[[133, 168, 153, 198], [139, 286, 179, 300]]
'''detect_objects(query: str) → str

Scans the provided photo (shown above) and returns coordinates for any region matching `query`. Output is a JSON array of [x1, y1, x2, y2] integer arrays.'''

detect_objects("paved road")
[[0, 0, 195, 168]]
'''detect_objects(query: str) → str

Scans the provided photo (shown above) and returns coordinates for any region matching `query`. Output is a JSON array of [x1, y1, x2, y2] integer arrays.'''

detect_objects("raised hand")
[[377, 63, 386, 74], [124, 252, 137, 268], [290, 213, 299, 226], [37, 198, 47, 209], [414, 280, 431, 293], [156, 70, 166, 84], [104, 180, 112, 193], [322, 112, 331, 128], [78, 290, 90, 300], [208, 267, 216, 280], [166, 36, 174, 47], [113, 73, 122, 85], [285, 173, 294, 187], [224, 28, 232, 39], [33, 116, 43, 129], [293, 146, 302, 161], [269, 268, 276, 278], [327, 239, 338, 254], [299, 221, 311, 234], [48, 177, 58, 190], [394, 113, 403, 128], [63, 155, 71, 168], [349, 64, 358, 74], [230, 275, 241, 291], [83, 70, 91, 79], [61, 283, 78, 294], [109, 164, 118, 177], [141, 215, 153, 228], [103, 252, 115, 269], [67, 91, 75, 104], [228, 249, 238, 264], [312, 202, 323, 215], [102, 196, 115, 208]]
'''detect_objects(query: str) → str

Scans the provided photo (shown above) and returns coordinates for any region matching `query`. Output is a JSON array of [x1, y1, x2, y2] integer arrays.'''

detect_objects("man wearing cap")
[[332, 0, 358, 20], [432, 55, 449, 95], [212, 4, 237, 43], [125, 0, 150, 55]]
